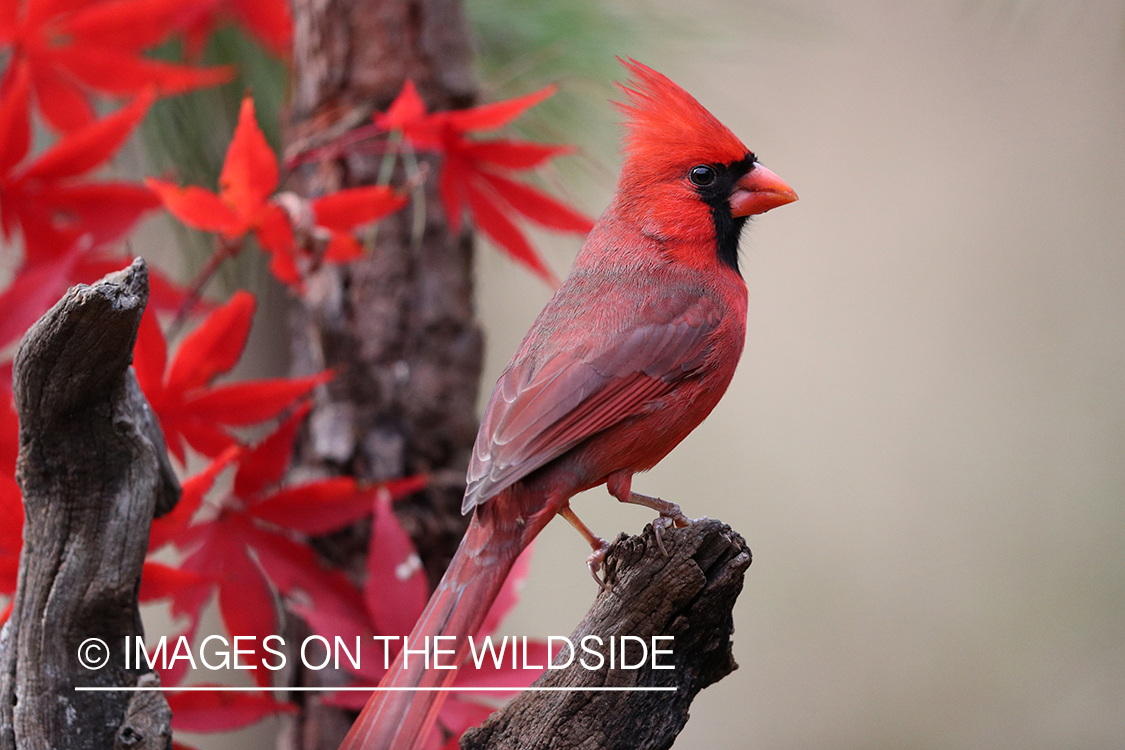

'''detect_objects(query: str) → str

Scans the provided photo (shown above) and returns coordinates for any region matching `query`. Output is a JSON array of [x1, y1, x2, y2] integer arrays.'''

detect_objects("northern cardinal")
[[339, 58, 797, 750]]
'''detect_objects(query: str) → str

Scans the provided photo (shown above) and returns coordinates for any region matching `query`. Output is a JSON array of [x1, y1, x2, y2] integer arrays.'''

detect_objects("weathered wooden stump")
[[461, 518, 751, 750], [0, 259, 180, 750]]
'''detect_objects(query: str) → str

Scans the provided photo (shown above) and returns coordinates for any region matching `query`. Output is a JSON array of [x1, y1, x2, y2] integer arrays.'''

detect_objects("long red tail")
[[338, 509, 526, 750]]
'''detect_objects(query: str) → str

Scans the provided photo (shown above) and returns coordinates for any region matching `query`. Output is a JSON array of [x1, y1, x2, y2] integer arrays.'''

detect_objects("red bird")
[[339, 58, 797, 750]]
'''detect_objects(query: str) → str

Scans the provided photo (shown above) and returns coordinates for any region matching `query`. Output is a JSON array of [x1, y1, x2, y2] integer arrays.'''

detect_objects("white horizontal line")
[[74, 686, 675, 693]]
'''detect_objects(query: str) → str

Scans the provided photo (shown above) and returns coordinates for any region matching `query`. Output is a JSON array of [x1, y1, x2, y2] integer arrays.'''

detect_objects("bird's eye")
[[688, 165, 716, 187]]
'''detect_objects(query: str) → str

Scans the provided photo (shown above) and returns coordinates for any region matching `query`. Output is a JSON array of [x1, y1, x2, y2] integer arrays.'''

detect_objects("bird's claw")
[[587, 541, 611, 591], [653, 516, 671, 556], [652, 505, 695, 557]]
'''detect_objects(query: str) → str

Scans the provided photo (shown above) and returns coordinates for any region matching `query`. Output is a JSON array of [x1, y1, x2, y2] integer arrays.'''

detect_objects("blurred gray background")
[[473, 1, 1125, 748]]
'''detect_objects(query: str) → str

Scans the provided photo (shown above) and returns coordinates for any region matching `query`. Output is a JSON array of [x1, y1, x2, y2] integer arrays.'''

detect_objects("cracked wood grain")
[[0, 259, 180, 750]]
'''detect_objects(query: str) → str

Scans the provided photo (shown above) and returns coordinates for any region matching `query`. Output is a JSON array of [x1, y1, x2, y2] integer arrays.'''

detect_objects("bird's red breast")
[[463, 210, 751, 506]]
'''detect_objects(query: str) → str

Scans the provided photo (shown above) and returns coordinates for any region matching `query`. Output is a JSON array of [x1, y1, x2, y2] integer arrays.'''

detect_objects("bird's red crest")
[[614, 58, 749, 181]]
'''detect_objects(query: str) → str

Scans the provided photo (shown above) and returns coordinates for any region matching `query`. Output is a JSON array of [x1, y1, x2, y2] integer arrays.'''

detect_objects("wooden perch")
[[0, 259, 180, 750], [461, 517, 751, 750]]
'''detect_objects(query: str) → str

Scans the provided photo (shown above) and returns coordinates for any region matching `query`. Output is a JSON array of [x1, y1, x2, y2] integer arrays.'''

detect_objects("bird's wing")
[[463, 295, 721, 512]]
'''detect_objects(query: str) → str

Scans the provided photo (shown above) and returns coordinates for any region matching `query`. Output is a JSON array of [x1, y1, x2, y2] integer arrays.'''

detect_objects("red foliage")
[[148, 399, 424, 696], [0, 68, 155, 258], [165, 688, 297, 734], [148, 447, 239, 552], [149, 94, 407, 288], [0, 245, 196, 359], [0, 67, 192, 354], [134, 291, 332, 463], [375, 80, 593, 284], [0, 0, 232, 134], [139, 561, 211, 603], [0, 395, 22, 605], [0, 8, 585, 741], [178, 0, 293, 58]]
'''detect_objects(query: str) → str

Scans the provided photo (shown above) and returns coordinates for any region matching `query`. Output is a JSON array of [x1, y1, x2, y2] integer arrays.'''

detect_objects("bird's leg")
[[606, 470, 698, 556], [558, 505, 611, 590]]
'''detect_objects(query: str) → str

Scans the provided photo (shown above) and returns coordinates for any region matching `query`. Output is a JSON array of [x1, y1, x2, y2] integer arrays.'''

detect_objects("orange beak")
[[729, 164, 798, 217]]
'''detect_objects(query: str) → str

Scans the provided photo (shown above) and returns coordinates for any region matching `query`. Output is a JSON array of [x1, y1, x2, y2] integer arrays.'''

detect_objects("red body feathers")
[[338, 58, 797, 750]]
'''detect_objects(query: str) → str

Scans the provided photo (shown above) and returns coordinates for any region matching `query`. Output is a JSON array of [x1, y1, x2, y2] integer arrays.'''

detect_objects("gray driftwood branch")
[[461, 517, 752, 750], [0, 259, 180, 750]]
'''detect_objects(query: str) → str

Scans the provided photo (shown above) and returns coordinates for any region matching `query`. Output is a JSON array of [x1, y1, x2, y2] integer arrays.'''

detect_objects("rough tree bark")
[[285, 0, 480, 593], [461, 519, 752, 750], [282, 0, 481, 746], [0, 260, 180, 750]]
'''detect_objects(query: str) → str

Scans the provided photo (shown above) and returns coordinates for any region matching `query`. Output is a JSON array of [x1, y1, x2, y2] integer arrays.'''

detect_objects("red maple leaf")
[[0, 65, 159, 261], [149, 410, 427, 692], [238, 413, 429, 534], [0, 62, 196, 354], [133, 290, 332, 463], [148, 94, 407, 288], [374, 80, 593, 284], [0, 0, 233, 134], [178, 0, 293, 59], [160, 520, 361, 690], [153, 408, 421, 689]]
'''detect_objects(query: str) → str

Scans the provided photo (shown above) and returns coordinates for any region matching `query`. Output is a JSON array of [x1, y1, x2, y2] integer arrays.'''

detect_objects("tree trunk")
[[283, 1, 481, 746]]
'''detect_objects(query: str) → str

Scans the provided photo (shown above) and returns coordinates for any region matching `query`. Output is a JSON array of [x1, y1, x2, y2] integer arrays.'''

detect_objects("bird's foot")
[[651, 505, 695, 556], [623, 492, 698, 557], [586, 538, 611, 591]]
